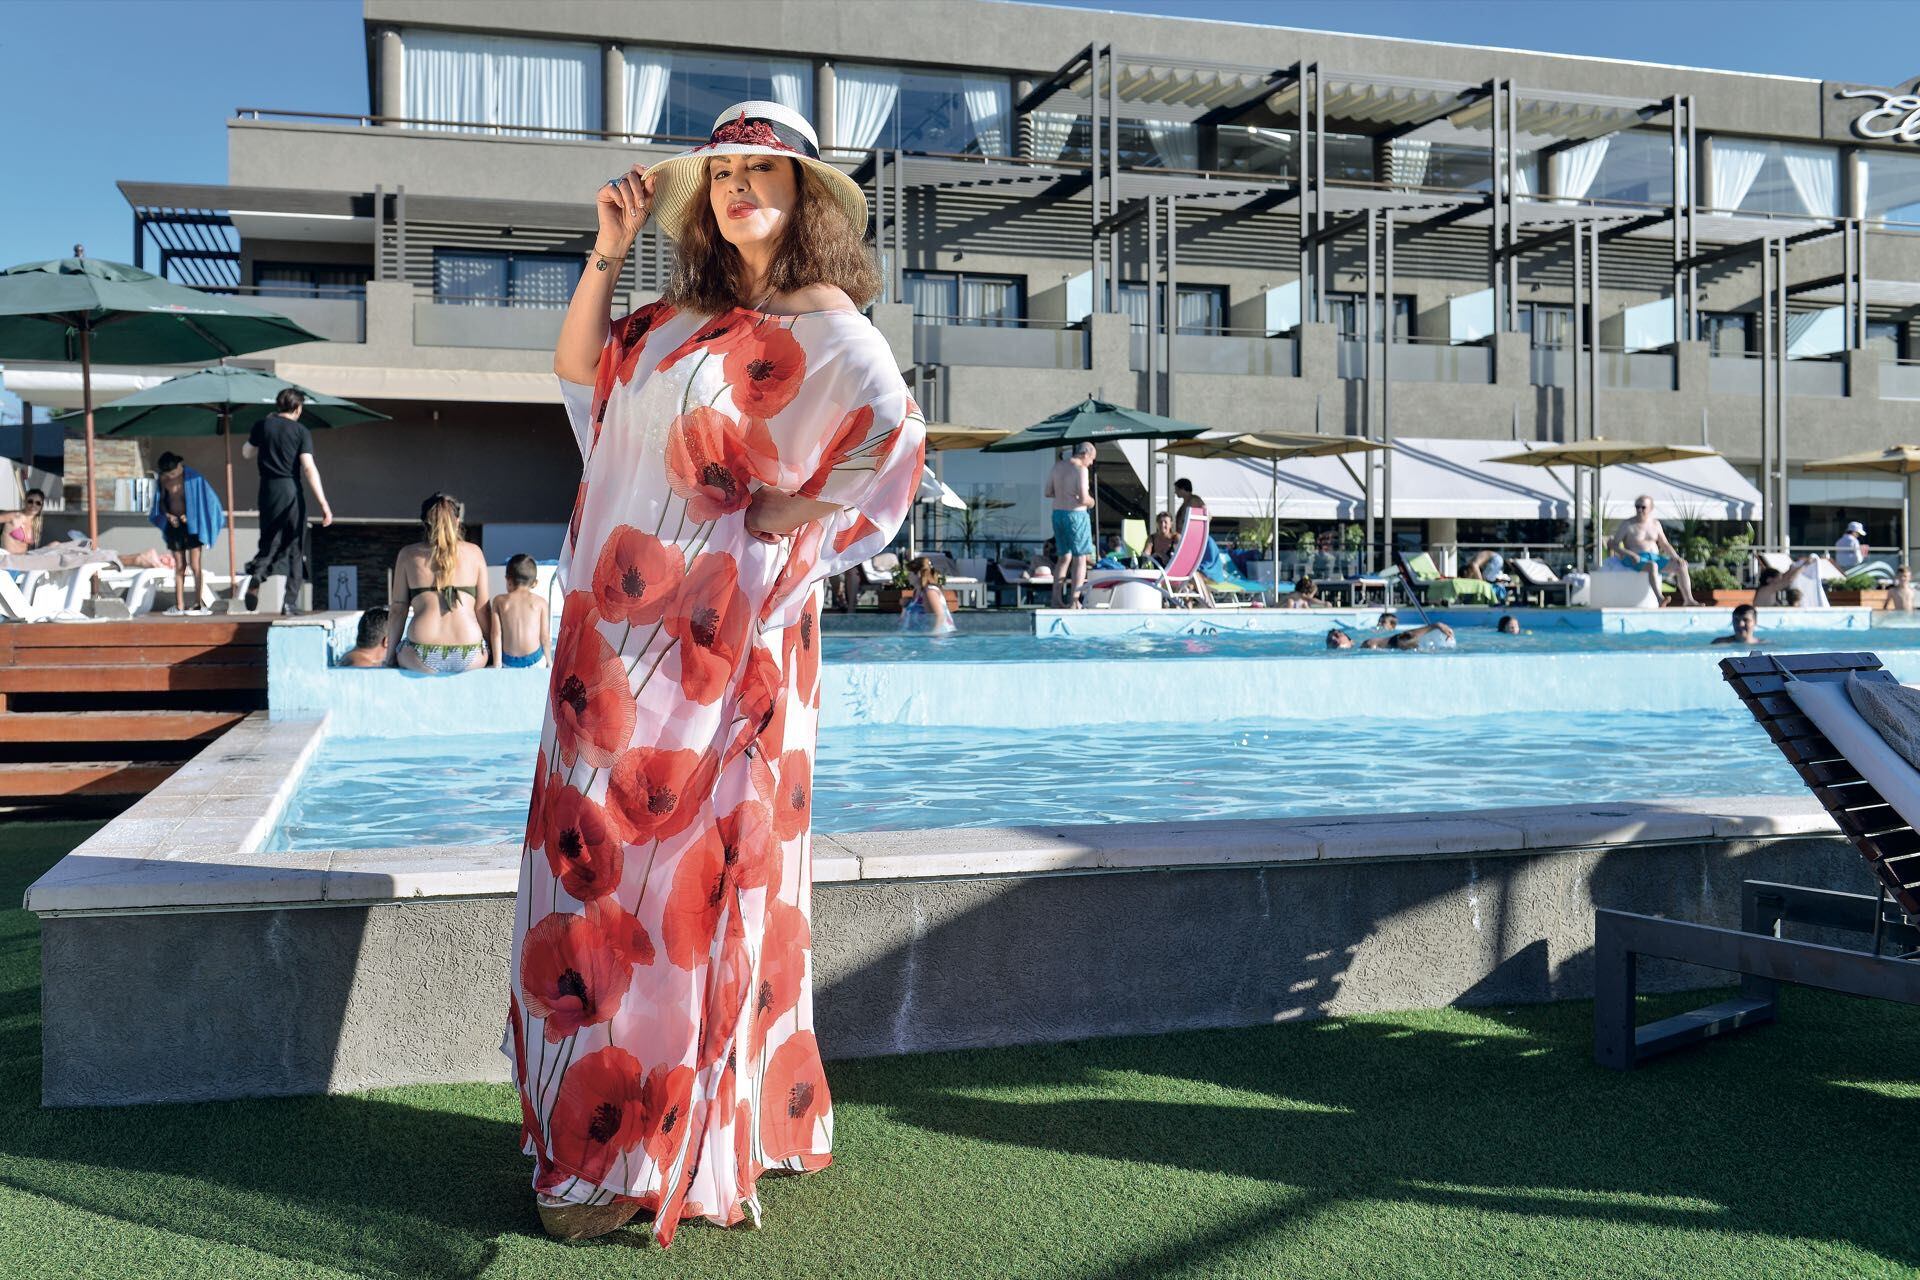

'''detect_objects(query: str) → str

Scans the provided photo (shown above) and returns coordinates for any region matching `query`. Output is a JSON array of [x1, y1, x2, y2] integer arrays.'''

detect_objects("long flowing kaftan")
[[505, 301, 924, 1245]]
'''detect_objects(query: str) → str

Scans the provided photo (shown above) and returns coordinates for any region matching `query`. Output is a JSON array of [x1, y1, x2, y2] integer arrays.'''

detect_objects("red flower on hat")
[[665, 407, 755, 525], [592, 525, 684, 626], [723, 325, 807, 418], [520, 910, 630, 1041], [709, 114, 793, 153], [549, 592, 634, 770], [760, 1032, 831, 1159], [773, 749, 812, 841], [544, 783, 624, 902], [666, 552, 751, 705], [606, 745, 716, 845], [549, 1045, 648, 1182]]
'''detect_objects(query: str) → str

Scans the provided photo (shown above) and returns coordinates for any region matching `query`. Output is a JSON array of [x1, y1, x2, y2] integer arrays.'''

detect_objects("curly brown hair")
[[663, 159, 880, 316]]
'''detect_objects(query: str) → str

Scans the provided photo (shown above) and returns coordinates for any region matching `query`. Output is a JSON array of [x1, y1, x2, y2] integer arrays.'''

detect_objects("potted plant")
[[1688, 563, 1750, 606], [1828, 572, 1889, 608]]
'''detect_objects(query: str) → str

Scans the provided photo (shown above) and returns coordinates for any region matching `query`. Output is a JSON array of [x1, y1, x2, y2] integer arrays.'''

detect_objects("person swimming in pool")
[[1375, 610, 1398, 629], [1496, 614, 1521, 635], [1710, 603, 1763, 646], [1607, 495, 1701, 607], [1327, 621, 1454, 651]]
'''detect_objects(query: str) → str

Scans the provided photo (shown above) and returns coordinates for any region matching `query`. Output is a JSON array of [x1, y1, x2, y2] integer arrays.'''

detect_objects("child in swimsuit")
[[489, 553, 549, 668]]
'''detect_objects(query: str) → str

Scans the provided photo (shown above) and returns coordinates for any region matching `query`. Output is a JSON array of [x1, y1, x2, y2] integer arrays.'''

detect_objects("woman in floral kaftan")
[[505, 99, 924, 1245]]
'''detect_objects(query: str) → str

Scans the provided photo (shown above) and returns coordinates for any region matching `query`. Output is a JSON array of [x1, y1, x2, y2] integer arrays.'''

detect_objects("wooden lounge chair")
[[1593, 651, 1920, 1069]]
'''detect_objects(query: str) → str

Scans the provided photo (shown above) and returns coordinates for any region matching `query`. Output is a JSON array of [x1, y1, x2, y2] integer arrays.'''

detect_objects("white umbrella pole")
[[80, 326, 98, 546], [1270, 459, 1280, 599]]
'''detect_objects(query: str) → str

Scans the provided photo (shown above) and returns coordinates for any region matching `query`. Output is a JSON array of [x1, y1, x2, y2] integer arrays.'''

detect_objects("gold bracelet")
[[588, 245, 629, 273]]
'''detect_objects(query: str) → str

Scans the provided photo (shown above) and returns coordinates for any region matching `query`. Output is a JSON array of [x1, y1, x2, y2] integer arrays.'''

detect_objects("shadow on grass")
[[833, 992, 1920, 1276], [1, 824, 525, 1280]]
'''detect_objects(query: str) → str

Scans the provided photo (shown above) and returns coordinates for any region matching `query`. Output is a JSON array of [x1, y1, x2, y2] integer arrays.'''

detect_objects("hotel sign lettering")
[[1825, 78, 1920, 144], [1841, 88, 1920, 142]]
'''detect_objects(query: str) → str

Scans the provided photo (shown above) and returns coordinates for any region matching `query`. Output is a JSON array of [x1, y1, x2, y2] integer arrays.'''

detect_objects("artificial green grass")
[[4, 826, 1920, 1279]]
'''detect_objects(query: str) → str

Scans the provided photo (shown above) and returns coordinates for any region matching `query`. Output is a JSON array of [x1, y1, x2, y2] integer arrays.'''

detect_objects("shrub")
[[1690, 564, 1740, 593], [1837, 572, 1882, 592]]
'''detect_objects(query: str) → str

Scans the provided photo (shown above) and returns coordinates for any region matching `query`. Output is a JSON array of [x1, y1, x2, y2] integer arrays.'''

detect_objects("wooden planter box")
[[877, 587, 960, 612], [1828, 589, 1890, 608], [1697, 588, 1755, 607]]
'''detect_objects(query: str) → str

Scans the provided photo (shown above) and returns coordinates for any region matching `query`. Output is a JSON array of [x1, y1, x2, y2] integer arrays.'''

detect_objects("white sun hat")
[[641, 100, 869, 243]]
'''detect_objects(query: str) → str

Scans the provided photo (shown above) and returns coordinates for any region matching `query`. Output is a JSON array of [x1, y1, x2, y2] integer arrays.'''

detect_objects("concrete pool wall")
[[269, 613, 1920, 736], [26, 712, 1868, 1105]]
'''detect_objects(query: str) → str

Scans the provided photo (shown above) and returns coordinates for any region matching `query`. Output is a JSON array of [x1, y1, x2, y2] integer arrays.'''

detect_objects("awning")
[[268, 363, 565, 404], [0, 364, 176, 409], [1118, 437, 1762, 522]]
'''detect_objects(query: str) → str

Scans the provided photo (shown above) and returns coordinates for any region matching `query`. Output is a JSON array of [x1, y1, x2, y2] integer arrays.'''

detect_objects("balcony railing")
[[415, 297, 569, 350], [912, 318, 1087, 370], [1707, 353, 1848, 398], [1883, 360, 1920, 401], [207, 286, 365, 343], [1338, 337, 1492, 385], [1531, 348, 1675, 391], [1129, 328, 1299, 377]]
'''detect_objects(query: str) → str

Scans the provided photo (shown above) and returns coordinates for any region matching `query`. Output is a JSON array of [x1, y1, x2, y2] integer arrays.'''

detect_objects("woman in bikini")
[[384, 492, 492, 674]]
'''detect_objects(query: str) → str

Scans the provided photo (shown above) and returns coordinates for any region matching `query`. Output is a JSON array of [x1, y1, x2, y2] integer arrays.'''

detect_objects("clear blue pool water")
[[266, 707, 1795, 850], [822, 626, 1916, 663]]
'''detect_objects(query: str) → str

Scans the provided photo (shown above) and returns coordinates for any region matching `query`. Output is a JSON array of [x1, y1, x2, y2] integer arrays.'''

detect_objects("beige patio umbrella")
[[918, 425, 1009, 553], [1487, 438, 1722, 568], [1803, 444, 1920, 568], [1159, 432, 1395, 582]]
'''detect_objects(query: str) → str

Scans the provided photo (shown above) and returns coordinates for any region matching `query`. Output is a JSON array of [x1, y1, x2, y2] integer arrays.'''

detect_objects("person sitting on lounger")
[[1146, 512, 1176, 566], [1607, 495, 1701, 607], [1, 488, 45, 554], [1888, 566, 1914, 613], [341, 606, 392, 667], [1710, 603, 1762, 646], [1328, 621, 1455, 651], [1460, 550, 1507, 601]]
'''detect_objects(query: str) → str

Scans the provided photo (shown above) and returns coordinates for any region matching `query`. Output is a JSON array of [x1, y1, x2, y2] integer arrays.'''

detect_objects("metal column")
[[1088, 42, 1101, 311], [1313, 70, 1327, 324], [1588, 223, 1602, 562], [1671, 99, 1686, 347], [1364, 208, 1377, 569], [1506, 86, 1521, 329], [1146, 195, 1159, 519], [893, 147, 905, 303], [1382, 211, 1396, 565], [1775, 237, 1790, 552], [1759, 239, 1773, 549], [1295, 62, 1313, 321], [1165, 195, 1179, 506], [1106, 44, 1118, 310], [1572, 218, 1586, 569]]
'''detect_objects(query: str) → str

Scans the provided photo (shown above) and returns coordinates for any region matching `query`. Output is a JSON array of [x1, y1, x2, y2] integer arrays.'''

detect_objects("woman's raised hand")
[[596, 163, 655, 254]]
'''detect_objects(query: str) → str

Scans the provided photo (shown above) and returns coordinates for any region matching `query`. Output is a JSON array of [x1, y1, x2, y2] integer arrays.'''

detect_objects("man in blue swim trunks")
[[1606, 494, 1701, 607], [1044, 441, 1097, 608]]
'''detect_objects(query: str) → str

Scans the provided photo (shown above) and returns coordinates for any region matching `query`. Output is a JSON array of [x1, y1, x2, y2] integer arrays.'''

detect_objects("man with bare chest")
[[1606, 494, 1700, 607]]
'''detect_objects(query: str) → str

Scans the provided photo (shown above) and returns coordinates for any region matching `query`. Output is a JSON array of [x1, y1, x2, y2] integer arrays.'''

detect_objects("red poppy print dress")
[[506, 301, 924, 1245]]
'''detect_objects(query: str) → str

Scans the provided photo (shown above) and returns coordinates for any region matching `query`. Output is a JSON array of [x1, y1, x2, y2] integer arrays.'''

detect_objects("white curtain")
[[1389, 139, 1432, 188], [1028, 110, 1074, 161], [404, 30, 599, 138], [961, 75, 1010, 155], [623, 48, 671, 140], [960, 276, 1016, 325], [1710, 138, 1767, 211], [1145, 120, 1198, 170], [768, 60, 809, 116], [1549, 137, 1609, 202], [834, 65, 898, 153], [1782, 146, 1839, 217], [1176, 288, 1218, 334]]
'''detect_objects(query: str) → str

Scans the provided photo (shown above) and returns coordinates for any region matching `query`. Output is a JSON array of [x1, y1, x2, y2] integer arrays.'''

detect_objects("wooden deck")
[[0, 618, 270, 805]]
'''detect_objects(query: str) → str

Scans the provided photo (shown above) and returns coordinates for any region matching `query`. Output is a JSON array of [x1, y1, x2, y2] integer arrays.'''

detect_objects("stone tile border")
[[24, 708, 1841, 917]]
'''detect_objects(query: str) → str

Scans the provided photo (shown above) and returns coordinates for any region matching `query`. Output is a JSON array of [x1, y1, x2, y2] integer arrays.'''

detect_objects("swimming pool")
[[264, 706, 1797, 851]]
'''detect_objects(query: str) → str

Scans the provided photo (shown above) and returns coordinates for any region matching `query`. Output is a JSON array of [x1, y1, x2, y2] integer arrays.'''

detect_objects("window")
[[1696, 311, 1753, 356], [253, 263, 371, 298], [1868, 319, 1908, 361], [402, 31, 600, 138], [835, 66, 1009, 156], [1119, 282, 1226, 335], [1707, 138, 1839, 217], [1864, 151, 1920, 228], [1546, 131, 1684, 206], [433, 250, 580, 308], [1030, 114, 1199, 170], [1206, 126, 1374, 180], [905, 271, 1025, 325], [1326, 292, 1414, 341], [654, 51, 810, 141]]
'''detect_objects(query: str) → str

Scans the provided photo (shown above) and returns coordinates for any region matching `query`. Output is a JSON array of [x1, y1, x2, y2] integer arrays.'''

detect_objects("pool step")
[[0, 760, 180, 800], [0, 617, 272, 811], [0, 709, 247, 745]]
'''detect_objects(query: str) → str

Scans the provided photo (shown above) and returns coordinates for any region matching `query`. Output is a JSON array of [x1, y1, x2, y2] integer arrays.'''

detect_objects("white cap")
[[1847, 521, 1866, 534]]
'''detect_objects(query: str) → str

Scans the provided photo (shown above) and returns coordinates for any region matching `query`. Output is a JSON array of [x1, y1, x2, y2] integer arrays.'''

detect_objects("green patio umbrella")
[[58, 366, 387, 599], [0, 251, 324, 542], [981, 396, 1209, 452]]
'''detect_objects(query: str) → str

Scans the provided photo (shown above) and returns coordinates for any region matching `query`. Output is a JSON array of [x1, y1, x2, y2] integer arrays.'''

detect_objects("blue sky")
[[3, 0, 1914, 423]]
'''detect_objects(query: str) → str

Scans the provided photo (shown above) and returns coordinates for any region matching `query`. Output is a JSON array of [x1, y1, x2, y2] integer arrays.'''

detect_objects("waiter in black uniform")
[[241, 388, 333, 614]]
